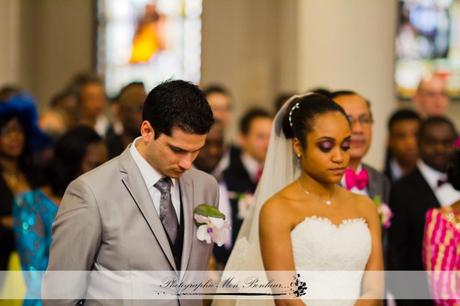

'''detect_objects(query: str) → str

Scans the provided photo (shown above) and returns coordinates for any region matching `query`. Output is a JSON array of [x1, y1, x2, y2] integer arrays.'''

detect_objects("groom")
[[43, 80, 219, 305]]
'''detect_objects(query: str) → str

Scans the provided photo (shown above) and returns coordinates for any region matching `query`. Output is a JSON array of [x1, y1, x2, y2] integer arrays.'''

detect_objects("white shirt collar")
[[390, 158, 404, 181], [241, 152, 262, 182], [417, 159, 446, 190], [129, 137, 177, 188]]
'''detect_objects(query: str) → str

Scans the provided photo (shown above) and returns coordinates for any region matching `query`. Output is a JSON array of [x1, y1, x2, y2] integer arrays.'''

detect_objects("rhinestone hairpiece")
[[288, 102, 301, 127]]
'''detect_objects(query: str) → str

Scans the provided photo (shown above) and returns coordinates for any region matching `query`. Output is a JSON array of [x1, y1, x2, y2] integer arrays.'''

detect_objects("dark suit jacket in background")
[[213, 152, 257, 266], [388, 167, 439, 306]]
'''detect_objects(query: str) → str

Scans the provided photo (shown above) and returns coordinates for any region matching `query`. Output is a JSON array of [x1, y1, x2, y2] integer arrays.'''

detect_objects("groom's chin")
[[168, 169, 186, 179]]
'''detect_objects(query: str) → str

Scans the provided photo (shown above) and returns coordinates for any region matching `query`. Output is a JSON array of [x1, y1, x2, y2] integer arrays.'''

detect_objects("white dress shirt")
[[390, 158, 404, 181], [340, 164, 369, 196], [418, 160, 460, 207], [129, 138, 181, 222]]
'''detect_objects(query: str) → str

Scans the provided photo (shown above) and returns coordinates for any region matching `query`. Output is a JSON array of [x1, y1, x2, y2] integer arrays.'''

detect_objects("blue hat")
[[0, 93, 53, 152]]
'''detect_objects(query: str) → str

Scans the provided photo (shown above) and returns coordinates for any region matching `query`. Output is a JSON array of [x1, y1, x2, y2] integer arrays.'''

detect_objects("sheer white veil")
[[212, 95, 305, 306]]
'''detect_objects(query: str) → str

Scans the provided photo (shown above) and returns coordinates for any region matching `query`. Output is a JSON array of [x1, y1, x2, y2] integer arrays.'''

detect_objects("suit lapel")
[[118, 149, 177, 270], [179, 173, 194, 279], [414, 168, 440, 208], [364, 164, 379, 199]]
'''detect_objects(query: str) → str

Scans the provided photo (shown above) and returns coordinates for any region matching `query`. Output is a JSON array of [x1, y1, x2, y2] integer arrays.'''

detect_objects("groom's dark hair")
[[143, 79, 214, 139]]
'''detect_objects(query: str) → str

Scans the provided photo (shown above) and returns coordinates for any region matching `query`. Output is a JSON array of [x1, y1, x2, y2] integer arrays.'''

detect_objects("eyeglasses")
[[347, 115, 373, 126]]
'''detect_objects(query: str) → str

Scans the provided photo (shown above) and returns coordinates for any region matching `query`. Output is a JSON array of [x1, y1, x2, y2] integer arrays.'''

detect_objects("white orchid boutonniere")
[[194, 204, 231, 247], [373, 195, 393, 229]]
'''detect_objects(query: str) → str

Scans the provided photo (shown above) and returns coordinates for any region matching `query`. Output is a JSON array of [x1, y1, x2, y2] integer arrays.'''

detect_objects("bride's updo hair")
[[448, 150, 460, 190], [282, 93, 349, 148]]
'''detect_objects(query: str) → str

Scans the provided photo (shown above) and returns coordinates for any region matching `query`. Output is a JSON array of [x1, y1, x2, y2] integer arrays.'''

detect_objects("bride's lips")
[[329, 167, 346, 175]]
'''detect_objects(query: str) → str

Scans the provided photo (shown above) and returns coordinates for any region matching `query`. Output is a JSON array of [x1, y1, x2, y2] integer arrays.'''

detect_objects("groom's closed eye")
[[170, 145, 185, 153], [169, 144, 205, 154]]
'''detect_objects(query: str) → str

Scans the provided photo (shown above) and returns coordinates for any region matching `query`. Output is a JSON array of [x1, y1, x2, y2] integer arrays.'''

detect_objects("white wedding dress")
[[291, 216, 371, 306], [214, 95, 373, 306]]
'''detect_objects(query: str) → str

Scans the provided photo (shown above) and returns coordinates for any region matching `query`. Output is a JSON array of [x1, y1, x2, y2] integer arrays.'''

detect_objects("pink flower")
[[373, 195, 393, 229], [378, 203, 393, 229], [454, 137, 460, 149]]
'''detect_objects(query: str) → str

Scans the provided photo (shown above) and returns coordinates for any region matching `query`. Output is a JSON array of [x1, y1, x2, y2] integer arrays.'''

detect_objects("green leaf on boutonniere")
[[373, 195, 382, 206], [194, 204, 225, 219]]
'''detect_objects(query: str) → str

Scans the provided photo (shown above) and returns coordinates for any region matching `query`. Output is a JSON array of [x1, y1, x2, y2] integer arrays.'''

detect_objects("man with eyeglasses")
[[412, 75, 450, 118], [332, 89, 392, 302], [331, 90, 390, 204]]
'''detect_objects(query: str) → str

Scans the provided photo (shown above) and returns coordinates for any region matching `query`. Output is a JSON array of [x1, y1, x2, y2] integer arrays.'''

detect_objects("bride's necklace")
[[298, 180, 333, 206]]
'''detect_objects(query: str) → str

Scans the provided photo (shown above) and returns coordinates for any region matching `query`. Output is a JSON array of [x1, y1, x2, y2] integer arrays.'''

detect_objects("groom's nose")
[[178, 154, 194, 170]]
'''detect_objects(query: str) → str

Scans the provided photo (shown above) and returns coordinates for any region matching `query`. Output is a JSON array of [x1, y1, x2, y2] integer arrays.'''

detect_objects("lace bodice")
[[291, 216, 371, 306]]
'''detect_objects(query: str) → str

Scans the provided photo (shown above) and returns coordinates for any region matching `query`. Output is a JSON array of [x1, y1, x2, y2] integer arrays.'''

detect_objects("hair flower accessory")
[[194, 204, 230, 247], [373, 195, 393, 229]]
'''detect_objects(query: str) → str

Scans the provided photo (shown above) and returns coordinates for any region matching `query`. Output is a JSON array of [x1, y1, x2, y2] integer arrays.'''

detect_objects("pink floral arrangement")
[[373, 195, 393, 229]]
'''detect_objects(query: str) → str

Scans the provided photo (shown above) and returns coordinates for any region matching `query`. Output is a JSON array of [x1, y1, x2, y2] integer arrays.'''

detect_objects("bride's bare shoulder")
[[260, 184, 298, 220]]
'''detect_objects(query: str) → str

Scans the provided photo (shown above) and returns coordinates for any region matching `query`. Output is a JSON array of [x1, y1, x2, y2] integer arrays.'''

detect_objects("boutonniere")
[[373, 195, 393, 229], [237, 193, 255, 220], [194, 204, 231, 247]]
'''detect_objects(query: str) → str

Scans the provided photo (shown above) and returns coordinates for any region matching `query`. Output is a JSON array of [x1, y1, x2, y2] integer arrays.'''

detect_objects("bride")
[[214, 94, 383, 306]]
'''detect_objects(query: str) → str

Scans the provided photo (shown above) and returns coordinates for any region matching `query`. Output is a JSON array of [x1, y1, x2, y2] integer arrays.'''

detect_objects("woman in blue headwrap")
[[0, 93, 51, 304]]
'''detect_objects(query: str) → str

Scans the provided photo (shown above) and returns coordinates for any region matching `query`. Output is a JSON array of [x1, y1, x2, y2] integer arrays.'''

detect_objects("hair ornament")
[[288, 102, 301, 127]]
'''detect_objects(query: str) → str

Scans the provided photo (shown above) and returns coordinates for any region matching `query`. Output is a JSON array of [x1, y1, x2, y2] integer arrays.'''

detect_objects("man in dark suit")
[[106, 82, 147, 158], [389, 116, 459, 306], [222, 108, 272, 263], [384, 109, 421, 184]]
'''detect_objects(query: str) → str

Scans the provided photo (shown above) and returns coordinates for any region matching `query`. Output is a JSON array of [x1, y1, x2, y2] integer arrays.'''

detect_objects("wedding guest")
[[0, 94, 49, 294], [389, 116, 459, 306], [105, 82, 146, 158], [203, 84, 232, 130], [194, 120, 233, 268], [0, 85, 21, 101], [39, 89, 79, 138], [223, 108, 272, 246], [13, 126, 108, 306], [423, 149, 460, 305], [384, 109, 421, 184], [413, 75, 450, 118], [331, 91, 390, 203], [69, 73, 110, 137], [202, 84, 240, 179]]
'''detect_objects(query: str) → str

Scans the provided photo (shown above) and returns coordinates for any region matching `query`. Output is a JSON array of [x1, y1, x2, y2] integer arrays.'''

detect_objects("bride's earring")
[[296, 154, 301, 159]]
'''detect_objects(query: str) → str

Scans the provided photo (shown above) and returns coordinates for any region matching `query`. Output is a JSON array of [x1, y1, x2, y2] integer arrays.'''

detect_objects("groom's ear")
[[140, 120, 155, 140]]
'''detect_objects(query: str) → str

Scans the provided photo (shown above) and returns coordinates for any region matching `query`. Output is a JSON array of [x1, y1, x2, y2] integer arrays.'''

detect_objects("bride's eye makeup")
[[341, 139, 351, 151], [317, 140, 334, 152]]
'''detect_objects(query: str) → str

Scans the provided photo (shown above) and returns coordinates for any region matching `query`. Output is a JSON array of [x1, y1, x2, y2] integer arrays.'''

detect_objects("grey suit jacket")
[[43, 147, 220, 306], [363, 163, 390, 204]]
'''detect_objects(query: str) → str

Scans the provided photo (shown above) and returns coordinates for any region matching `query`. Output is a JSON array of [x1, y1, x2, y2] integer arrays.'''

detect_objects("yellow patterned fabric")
[[0, 252, 25, 305]]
